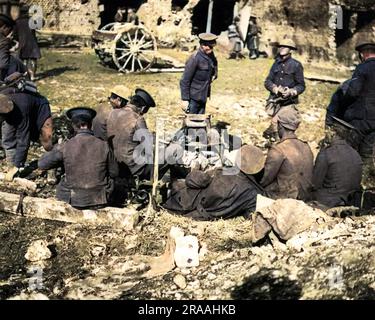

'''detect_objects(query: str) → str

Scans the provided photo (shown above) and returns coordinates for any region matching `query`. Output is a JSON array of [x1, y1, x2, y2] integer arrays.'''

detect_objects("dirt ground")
[[1, 48, 374, 300]]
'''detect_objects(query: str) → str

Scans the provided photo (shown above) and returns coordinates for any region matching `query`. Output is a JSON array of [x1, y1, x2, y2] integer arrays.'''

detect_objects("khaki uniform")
[[261, 133, 314, 200]]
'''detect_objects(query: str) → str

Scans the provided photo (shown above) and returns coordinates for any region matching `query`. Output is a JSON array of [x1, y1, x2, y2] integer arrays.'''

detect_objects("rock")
[[174, 235, 200, 268], [199, 242, 208, 261], [7, 293, 49, 300], [25, 240, 52, 262], [173, 274, 187, 289], [207, 273, 217, 281], [90, 244, 106, 257], [180, 268, 191, 275]]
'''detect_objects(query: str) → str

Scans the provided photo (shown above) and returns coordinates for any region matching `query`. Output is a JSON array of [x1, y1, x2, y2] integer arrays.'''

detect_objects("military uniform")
[[227, 19, 243, 59], [164, 168, 264, 220], [2, 92, 51, 167], [92, 102, 112, 141], [247, 22, 260, 59], [180, 33, 218, 114], [342, 57, 375, 157], [107, 104, 153, 178], [261, 133, 314, 200], [38, 129, 118, 208], [312, 138, 362, 208]]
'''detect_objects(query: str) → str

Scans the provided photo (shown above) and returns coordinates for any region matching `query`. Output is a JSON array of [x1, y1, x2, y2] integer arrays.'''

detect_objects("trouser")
[[187, 99, 206, 114], [356, 131, 375, 188], [1, 121, 17, 165]]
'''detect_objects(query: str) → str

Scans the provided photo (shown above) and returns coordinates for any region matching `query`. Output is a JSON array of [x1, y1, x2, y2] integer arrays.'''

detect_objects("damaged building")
[[4, 0, 375, 63]]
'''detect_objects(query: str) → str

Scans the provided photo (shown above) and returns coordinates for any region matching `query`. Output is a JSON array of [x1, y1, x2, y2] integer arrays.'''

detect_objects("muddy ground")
[[0, 48, 374, 300]]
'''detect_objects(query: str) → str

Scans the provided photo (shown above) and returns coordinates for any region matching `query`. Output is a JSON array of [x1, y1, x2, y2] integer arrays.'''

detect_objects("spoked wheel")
[[100, 23, 117, 31], [112, 27, 157, 73]]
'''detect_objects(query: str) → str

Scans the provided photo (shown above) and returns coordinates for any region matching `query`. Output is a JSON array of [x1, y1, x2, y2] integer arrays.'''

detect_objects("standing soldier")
[[246, 15, 261, 59], [180, 33, 218, 114], [227, 16, 244, 60], [341, 39, 375, 186], [14, 5, 42, 81], [263, 39, 305, 141], [92, 85, 130, 141], [38, 107, 118, 209]]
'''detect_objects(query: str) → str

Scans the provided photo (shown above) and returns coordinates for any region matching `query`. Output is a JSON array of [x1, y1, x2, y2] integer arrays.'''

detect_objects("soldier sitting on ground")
[[38, 107, 118, 209], [312, 116, 363, 209], [261, 107, 313, 201], [92, 85, 130, 141], [163, 145, 265, 220]]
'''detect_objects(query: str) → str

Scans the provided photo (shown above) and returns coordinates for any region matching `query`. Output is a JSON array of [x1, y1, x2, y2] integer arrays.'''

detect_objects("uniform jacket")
[[38, 129, 119, 208], [107, 104, 153, 175], [264, 55, 305, 105], [312, 138, 362, 207], [343, 58, 375, 134], [163, 168, 265, 220], [261, 133, 313, 201], [180, 48, 218, 103], [2, 92, 51, 167], [92, 102, 112, 141]]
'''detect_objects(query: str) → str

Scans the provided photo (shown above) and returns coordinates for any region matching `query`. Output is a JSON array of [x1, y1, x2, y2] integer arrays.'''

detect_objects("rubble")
[[25, 240, 52, 262]]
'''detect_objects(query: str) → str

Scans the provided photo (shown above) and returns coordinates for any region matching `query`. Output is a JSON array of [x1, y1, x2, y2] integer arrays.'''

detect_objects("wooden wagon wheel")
[[112, 27, 157, 73], [100, 23, 117, 31]]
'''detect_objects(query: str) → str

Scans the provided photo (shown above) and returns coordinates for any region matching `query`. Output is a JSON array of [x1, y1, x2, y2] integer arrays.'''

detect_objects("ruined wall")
[[24, 0, 100, 35]]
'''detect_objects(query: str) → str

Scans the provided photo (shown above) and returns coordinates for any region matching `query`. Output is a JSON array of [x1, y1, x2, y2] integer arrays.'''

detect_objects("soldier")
[[227, 16, 244, 60], [1, 92, 53, 181], [163, 145, 265, 220], [0, 14, 29, 80], [312, 116, 362, 208], [261, 107, 313, 201], [92, 85, 130, 141], [180, 33, 218, 114], [14, 5, 42, 81], [263, 39, 305, 140], [107, 88, 156, 180], [38, 107, 118, 209], [246, 15, 261, 59]]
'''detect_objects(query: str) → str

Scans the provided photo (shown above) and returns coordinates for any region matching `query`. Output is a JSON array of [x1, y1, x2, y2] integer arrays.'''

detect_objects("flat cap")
[[355, 40, 375, 52], [0, 14, 15, 27], [66, 106, 97, 120], [135, 88, 156, 108], [277, 107, 301, 130], [198, 32, 218, 42]]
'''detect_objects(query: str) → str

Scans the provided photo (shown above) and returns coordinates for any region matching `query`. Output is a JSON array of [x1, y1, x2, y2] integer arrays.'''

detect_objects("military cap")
[[355, 40, 375, 52], [227, 145, 265, 175], [135, 88, 156, 108], [198, 32, 218, 42], [330, 116, 356, 131], [277, 107, 301, 130], [0, 14, 15, 27], [66, 106, 97, 120], [110, 85, 131, 100], [0, 94, 14, 114], [278, 39, 297, 50]]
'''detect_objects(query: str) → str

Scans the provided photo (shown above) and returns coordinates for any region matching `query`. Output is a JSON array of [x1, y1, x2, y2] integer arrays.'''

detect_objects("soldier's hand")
[[271, 85, 280, 95], [181, 101, 189, 112], [281, 87, 292, 98]]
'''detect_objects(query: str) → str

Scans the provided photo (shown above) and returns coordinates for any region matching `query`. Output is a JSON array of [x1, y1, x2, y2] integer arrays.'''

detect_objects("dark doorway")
[[356, 10, 375, 30], [172, 0, 189, 11], [99, 0, 146, 28], [191, 0, 236, 35], [335, 8, 353, 47]]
